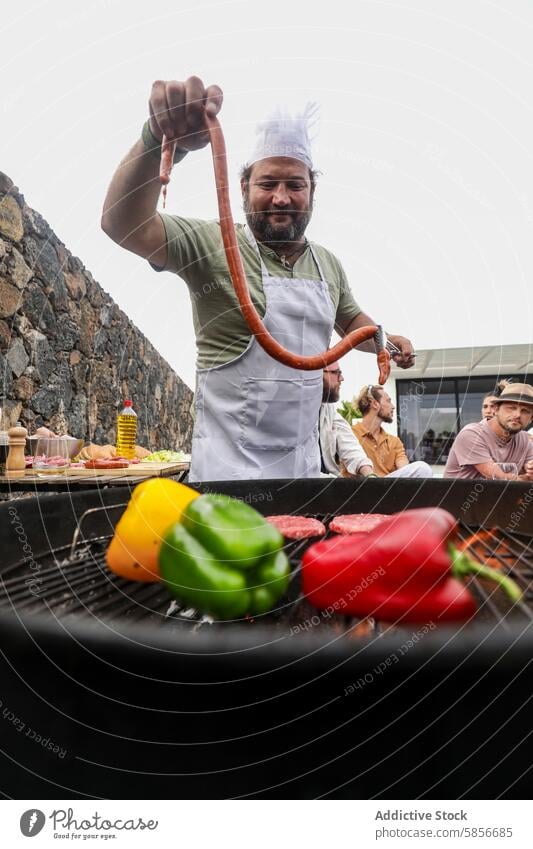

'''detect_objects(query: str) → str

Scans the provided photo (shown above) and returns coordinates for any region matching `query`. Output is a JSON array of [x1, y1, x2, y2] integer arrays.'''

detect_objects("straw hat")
[[494, 383, 533, 406]]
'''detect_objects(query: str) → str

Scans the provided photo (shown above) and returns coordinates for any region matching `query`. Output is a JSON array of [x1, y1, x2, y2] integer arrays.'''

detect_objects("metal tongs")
[[386, 338, 417, 361], [373, 325, 386, 354], [372, 327, 416, 360]]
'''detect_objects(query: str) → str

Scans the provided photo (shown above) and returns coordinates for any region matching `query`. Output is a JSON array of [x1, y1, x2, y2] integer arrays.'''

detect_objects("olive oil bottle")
[[116, 400, 137, 459]]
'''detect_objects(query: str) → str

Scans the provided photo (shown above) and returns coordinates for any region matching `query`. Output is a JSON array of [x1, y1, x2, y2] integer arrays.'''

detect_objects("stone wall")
[[0, 171, 194, 450]]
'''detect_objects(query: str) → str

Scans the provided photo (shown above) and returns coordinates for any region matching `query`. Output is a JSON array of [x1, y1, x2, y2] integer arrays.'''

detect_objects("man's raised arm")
[[101, 76, 223, 267], [338, 310, 415, 369]]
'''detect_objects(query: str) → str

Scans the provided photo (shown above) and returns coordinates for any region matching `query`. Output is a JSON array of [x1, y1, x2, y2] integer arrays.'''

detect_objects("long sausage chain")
[[160, 135, 177, 209], [159, 118, 391, 383]]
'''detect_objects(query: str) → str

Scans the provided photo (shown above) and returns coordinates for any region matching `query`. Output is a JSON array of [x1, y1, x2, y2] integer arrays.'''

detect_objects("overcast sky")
[[3, 0, 532, 402]]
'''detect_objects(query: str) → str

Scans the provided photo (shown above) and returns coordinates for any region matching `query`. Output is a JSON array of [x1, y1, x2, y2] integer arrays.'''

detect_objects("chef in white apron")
[[189, 225, 334, 481], [101, 79, 416, 481], [189, 105, 335, 481]]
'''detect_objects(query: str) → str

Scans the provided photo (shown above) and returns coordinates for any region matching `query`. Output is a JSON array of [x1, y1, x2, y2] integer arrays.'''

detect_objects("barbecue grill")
[[1, 477, 532, 799]]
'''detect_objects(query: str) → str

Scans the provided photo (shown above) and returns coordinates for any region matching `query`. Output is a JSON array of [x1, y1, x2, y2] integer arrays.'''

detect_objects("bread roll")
[[76, 443, 151, 460]]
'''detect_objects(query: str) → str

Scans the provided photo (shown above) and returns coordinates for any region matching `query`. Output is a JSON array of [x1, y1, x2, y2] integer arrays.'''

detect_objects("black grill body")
[[0, 477, 532, 799]]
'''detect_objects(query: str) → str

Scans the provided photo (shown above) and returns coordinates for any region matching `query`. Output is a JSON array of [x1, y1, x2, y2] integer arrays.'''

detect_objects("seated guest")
[[352, 385, 432, 478], [481, 380, 511, 421], [481, 392, 498, 421], [319, 363, 375, 478], [320, 373, 432, 479], [445, 383, 533, 480]]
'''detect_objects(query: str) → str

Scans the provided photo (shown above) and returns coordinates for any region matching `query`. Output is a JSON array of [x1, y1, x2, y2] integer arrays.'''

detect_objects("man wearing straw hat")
[[445, 384, 533, 481]]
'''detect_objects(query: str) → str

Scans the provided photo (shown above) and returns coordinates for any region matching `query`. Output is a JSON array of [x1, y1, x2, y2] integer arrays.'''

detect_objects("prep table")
[[0, 459, 190, 493]]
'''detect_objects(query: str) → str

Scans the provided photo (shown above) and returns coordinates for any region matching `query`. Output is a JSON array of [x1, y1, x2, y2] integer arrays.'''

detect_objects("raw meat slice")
[[265, 515, 326, 540], [329, 514, 390, 535]]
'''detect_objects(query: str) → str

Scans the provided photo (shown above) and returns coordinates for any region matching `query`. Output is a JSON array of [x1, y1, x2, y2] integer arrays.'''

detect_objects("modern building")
[[390, 344, 533, 467]]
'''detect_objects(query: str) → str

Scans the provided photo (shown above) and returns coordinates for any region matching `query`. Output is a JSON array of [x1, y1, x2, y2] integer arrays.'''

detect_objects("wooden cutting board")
[[24, 460, 190, 478]]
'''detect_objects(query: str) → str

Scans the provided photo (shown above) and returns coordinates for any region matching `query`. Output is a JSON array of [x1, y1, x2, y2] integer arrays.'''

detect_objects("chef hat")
[[247, 103, 319, 169]]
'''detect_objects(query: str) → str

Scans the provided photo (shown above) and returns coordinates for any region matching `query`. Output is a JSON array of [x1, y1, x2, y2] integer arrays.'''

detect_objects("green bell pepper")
[[159, 494, 291, 619], [181, 494, 283, 568], [248, 550, 291, 615]]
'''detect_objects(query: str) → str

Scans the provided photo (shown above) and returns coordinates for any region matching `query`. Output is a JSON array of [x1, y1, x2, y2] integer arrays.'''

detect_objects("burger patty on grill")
[[265, 515, 327, 539], [329, 514, 389, 535]]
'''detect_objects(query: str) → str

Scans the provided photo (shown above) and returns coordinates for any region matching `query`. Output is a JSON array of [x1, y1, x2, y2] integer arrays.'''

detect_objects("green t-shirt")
[[156, 215, 361, 370]]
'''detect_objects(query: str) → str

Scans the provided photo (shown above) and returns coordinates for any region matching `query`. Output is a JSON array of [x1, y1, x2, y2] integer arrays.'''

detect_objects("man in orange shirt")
[[352, 385, 432, 478]]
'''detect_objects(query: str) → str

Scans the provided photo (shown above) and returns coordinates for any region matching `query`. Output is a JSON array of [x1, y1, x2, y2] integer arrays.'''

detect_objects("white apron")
[[188, 227, 335, 481]]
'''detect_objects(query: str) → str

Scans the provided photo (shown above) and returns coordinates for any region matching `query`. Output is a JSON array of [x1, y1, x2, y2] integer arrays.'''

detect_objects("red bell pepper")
[[326, 508, 458, 588], [302, 508, 521, 624], [325, 576, 476, 623]]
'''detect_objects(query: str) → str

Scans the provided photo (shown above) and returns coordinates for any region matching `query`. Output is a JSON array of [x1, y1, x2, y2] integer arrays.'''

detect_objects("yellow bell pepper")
[[106, 478, 199, 581]]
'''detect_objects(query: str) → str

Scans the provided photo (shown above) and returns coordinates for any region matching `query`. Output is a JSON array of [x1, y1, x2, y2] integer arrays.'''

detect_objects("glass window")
[[396, 374, 532, 465], [397, 380, 458, 464]]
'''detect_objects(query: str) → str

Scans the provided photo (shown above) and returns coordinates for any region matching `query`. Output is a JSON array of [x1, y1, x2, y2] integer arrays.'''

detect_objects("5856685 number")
[[463, 828, 512, 838]]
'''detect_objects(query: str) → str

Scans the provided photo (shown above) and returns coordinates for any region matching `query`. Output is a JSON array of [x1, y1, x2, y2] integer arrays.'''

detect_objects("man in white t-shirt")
[[445, 383, 533, 481]]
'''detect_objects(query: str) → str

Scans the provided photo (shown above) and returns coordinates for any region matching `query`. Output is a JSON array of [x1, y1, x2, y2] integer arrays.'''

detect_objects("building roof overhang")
[[391, 343, 533, 380]]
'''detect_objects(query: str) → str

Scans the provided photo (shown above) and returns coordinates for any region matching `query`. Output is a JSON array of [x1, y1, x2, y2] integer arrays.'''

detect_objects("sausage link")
[[160, 117, 391, 382], [160, 135, 177, 208]]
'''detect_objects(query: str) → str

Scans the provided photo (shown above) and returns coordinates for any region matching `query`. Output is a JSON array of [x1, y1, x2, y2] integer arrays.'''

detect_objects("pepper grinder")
[[6, 424, 28, 477]]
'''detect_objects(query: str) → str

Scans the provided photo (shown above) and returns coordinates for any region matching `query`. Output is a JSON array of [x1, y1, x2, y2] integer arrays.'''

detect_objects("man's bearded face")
[[377, 391, 395, 424], [495, 402, 533, 434], [322, 364, 343, 403], [242, 157, 313, 246]]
